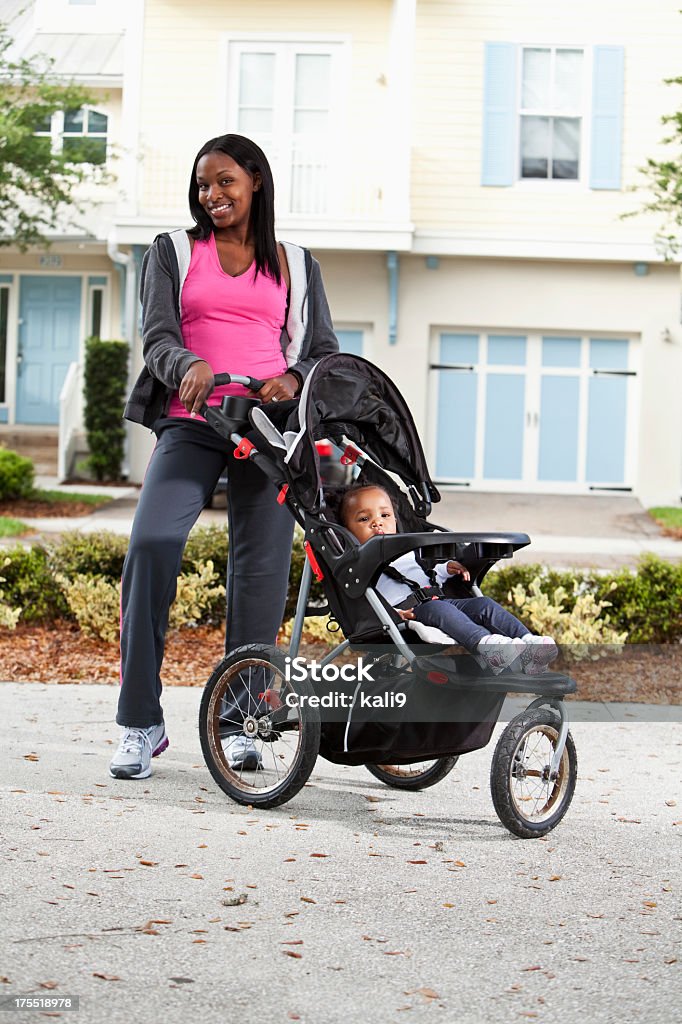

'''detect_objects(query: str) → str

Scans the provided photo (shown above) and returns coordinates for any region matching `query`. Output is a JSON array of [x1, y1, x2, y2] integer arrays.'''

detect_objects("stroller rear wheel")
[[490, 707, 577, 838], [365, 757, 458, 791], [199, 644, 320, 809]]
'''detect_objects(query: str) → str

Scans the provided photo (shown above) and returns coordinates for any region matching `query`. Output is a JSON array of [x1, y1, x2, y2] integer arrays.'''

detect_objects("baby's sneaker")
[[521, 636, 559, 675], [475, 635, 525, 675]]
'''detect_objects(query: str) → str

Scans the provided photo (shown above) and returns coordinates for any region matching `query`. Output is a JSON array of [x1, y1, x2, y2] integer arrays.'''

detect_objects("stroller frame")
[[197, 357, 578, 839]]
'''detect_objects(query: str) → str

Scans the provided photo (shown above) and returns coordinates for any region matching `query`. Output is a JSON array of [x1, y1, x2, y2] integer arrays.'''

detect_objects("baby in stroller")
[[339, 483, 558, 676]]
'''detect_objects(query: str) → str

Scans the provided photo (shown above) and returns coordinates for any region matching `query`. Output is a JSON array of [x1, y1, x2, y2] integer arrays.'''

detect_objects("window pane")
[[555, 49, 583, 110], [295, 54, 331, 108], [293, 109, 329, 134], [91, 290, 102, 338], [87, 110, 108, 133], [0, 288, 8, 403], [520, 116, 549, 178], [239, 53, 275, 107], [522, 48, 550, 108], [63, 136, 106, 164], [34, 113, 52, 133], [552, 118, 580, 179], [64, 108, 85, 132], [238, 108, 273, 135]]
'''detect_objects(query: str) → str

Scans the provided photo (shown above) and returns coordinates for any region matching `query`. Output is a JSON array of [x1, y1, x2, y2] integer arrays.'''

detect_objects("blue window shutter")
[[590, 46, 625, 190], [481, 42, 517, 187]]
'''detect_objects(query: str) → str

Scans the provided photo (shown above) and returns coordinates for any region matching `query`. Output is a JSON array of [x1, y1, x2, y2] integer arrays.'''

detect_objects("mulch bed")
[[1, 623, 680, 705], [0, 497, 112, 519]]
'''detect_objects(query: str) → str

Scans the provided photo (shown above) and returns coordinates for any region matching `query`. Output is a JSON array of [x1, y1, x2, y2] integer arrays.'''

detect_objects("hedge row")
[[0, 527, 680, 643]]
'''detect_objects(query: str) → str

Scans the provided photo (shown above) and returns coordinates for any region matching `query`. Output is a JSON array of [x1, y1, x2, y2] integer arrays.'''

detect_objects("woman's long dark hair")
[[188, 133, 281, 284]]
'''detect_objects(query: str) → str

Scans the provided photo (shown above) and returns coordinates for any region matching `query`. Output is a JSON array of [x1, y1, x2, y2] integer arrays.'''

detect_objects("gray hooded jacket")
[[123, 229, 339, 427]]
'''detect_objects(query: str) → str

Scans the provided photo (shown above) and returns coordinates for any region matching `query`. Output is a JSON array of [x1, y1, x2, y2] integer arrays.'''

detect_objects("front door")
[[17, 276, 82, 424]]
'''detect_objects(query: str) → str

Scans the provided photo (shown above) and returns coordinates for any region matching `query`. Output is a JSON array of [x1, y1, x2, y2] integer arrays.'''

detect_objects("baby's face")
[[343, 487, 397, 544]]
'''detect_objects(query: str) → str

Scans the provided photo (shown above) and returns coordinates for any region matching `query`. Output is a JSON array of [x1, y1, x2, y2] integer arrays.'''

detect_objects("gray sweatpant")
[[117, 419, 295, 727]]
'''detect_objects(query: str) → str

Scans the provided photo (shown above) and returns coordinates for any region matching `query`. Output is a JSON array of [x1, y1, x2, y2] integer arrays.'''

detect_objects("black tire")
[[490, 707, 577, 838], [365, 757, 458, 791], [198, 644, 320, 809]]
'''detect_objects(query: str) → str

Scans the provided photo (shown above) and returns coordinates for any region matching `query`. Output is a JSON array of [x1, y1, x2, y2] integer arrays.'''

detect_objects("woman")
[[110, 134, 338, 780]]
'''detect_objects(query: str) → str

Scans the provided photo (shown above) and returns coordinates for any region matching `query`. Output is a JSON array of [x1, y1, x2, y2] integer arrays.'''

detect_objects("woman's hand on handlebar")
[[258, 372, 300, 403], [179, 360, 215, 417]]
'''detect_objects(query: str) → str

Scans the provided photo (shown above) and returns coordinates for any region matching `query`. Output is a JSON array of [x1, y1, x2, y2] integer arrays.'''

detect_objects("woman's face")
[[195, 151, 261, 232]]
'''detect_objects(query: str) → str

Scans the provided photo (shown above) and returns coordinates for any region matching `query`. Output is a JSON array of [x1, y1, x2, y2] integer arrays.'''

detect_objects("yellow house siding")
[[413, 0, 682, 246], [138, 0, 393, 220]]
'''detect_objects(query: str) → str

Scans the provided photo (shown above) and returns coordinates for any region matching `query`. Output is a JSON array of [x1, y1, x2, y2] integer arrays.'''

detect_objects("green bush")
[[46, 530, 128, 581], [0, 545, 68, 622], [591, 554, 682, 643], [182, 524, 229, 573], [0, 448, 35, 501], [83, 337, 129, 481]]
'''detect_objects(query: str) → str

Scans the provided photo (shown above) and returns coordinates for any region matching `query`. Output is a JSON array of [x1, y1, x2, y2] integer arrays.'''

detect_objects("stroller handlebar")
[[213, 372, 265, 392]]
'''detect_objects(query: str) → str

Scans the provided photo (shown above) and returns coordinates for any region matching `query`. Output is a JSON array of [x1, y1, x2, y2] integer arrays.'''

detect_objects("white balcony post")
[[385, 0, 416, 223]]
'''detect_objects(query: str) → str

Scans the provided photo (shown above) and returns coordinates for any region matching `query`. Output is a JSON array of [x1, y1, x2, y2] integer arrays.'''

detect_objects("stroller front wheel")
[[199, 644, 321, 809], [490, 707, 577, 838]]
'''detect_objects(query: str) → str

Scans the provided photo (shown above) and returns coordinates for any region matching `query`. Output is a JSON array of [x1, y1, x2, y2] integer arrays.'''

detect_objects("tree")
[[627, 75, 682, 259], [0, 17, 111, 250]]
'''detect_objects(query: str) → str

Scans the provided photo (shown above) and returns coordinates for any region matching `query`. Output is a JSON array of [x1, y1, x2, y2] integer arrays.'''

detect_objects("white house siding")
[[412, 0, 682, 253]]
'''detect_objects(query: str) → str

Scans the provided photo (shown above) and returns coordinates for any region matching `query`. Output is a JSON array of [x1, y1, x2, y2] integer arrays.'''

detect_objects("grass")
[[648, 506, 682, 534], [0, 516, 31, 537], [34, 489, 111, 507]]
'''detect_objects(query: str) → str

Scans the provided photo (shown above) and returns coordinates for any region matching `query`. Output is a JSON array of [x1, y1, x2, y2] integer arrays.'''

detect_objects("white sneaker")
[[109, 723, 168, 780], [475, 635, 525, 675], [521, 636, 559, 675], [224, 734, 263, 771]]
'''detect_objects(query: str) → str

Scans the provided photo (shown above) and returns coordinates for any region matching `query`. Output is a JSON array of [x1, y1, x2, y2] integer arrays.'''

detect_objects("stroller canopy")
[[259, 353, 441, 514]]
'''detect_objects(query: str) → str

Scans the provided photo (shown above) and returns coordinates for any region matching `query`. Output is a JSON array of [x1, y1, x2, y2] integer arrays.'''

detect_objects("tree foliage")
[[627, 75, 682, 259], [0, 17, 110, 249]]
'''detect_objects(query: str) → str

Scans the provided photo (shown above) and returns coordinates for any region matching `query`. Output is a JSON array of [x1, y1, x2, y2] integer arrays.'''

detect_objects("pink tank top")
[[167, 233, 288, 419]]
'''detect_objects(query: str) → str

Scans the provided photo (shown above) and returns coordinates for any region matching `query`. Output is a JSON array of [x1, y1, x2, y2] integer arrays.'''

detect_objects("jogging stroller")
[[198, 354, 578, 839]]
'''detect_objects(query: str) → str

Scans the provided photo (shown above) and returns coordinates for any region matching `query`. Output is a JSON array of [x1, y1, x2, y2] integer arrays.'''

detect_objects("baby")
[[339, 483, 557, 675]]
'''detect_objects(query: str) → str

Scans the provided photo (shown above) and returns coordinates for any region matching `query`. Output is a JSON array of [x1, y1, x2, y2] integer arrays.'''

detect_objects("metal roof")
[[17, 32, 124, 79]]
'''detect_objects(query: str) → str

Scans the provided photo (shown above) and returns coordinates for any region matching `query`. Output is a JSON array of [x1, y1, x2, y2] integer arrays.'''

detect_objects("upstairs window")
[[519, 47, 584, 180], [33, 108, 108, 165]]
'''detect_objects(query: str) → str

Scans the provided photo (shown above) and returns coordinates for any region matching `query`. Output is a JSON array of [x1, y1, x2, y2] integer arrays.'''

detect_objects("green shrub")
[[182, 524, 229, 573], [0, 544, 68, 622], [58, 573, 120, 642], [169, 560, 226, 629], [591, 554, 682, 643], [0, 448, 35, 501], [83, 337, 129, 481], [46, 530, 128, 581]]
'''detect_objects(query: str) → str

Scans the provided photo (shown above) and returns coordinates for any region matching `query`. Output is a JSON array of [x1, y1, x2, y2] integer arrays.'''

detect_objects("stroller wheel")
[[490, 707, 577, 838], [365, 757, 458, 791], [199, 644, 320, 809]]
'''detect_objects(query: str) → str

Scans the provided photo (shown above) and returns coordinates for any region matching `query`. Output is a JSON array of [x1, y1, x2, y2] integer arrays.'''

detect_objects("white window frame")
[[222, 33, 350, 219], [515, 44, 593, 190]]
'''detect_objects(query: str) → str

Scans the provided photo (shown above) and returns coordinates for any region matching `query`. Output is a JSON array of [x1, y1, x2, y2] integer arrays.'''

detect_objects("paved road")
[[1, 683, 679, 1024]]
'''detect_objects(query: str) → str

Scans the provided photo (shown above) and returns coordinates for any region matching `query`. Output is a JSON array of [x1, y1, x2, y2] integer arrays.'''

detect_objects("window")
[[63, 108, 108, 165], [519, 47, 583, 180], [0, 286, 8, 404], [227, 40, 344, 216], [33, 108, 108, 165]]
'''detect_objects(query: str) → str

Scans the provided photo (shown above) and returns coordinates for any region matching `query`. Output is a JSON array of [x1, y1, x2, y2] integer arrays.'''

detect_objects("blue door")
[[17, 276, 81, 424]]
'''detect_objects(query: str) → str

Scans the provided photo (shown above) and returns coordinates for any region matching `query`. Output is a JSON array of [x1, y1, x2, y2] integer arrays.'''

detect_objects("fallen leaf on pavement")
[[93, 973, 120, 981]]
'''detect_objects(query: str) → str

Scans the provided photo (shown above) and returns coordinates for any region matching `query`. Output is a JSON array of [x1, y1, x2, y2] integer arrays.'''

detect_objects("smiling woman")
[[111, 133, 339, 781]]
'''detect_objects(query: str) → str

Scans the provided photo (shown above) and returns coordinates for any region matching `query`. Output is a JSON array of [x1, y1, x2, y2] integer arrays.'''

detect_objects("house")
[[1, 0, 681, 505]]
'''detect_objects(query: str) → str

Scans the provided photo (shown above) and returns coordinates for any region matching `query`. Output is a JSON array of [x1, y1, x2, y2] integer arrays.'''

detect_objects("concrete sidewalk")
[[1, 682, 679, 1024], [13, 479, 682, 569]]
